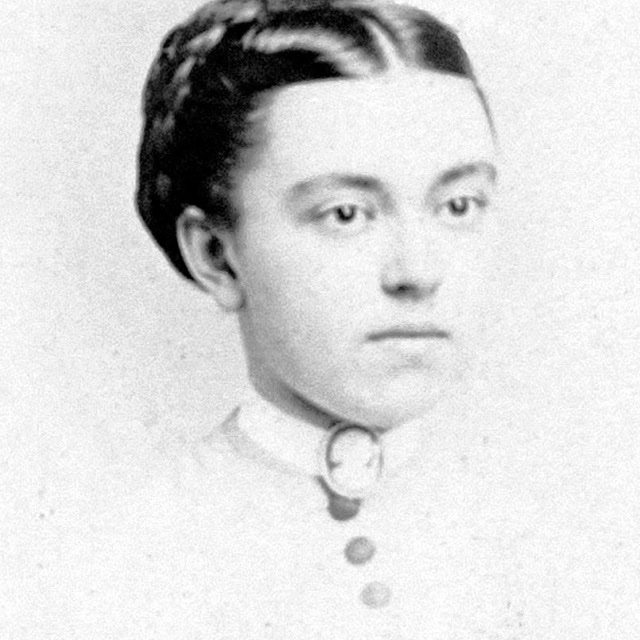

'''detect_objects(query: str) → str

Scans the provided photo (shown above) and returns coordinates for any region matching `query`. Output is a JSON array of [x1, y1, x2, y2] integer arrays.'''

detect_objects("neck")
[[248, 371, 348, 432]]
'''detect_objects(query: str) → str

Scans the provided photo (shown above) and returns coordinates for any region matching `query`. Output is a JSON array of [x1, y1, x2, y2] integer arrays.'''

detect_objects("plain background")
[[1, 0, 639, 526]]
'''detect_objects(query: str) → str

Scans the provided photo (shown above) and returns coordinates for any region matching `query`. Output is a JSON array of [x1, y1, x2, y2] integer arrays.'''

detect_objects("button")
[[345, 536, 376, 565], [360, 581, 391, 608], [328, 494, 361, 521], [317, 477, 361, 520]]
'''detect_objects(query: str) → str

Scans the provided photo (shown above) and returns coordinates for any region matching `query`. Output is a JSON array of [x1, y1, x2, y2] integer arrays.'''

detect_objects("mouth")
[[367, 326, 451, 341]]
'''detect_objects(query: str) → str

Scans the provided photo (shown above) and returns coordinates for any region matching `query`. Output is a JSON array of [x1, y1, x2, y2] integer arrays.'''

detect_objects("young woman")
[[135, 0, 510, 636]]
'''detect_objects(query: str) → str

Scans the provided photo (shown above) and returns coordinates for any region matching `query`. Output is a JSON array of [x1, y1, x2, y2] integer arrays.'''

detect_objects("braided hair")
[[136, 0, 488, 279]]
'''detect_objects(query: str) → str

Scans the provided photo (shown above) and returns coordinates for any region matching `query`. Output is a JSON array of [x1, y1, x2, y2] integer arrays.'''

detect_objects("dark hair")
[[136, 0, 491, 279]]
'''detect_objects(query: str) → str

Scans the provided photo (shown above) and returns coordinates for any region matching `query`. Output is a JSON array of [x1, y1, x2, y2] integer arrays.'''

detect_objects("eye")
[[331, 204, 361, 223], [318, 202, 374, 233], [437, 195, 488, 226]]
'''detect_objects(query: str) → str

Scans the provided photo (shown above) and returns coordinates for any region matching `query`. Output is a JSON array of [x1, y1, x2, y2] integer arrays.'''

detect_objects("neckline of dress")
[[232, 387, 428, 484]]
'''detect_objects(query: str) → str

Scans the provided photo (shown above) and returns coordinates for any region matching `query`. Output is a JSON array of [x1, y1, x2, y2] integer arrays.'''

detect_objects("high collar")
[[236, 386, 428, 484]]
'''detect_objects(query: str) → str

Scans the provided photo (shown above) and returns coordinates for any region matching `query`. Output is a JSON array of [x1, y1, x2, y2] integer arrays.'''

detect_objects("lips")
[[367, 325, 451, 341]]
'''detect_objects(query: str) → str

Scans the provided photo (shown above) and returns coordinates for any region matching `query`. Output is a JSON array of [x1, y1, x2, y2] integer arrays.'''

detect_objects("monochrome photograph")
[[1, 0, 639, 637]]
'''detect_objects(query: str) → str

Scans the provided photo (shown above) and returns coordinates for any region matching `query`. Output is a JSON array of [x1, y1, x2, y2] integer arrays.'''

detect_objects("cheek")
[[242, 229, 377, 316], [241, 245, 349, 353], [450, 238, 483, 283], [446, 241, 490, 322]]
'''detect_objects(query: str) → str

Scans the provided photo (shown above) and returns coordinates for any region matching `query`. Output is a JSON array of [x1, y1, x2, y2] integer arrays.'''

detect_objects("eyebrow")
[[287, 173, 386, 204], [286, 161, 498, 203], [435, 161, 498, 187]]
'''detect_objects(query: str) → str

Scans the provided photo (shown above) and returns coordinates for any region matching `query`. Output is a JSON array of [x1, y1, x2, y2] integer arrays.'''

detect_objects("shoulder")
[[2, 409, 259, 636]]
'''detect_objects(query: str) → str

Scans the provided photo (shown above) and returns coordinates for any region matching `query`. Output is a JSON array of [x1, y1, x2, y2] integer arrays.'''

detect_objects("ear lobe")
[[176, 206, 244, 311]]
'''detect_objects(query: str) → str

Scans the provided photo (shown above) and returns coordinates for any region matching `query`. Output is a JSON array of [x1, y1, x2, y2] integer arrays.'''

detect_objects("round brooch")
[[318, 422, 384, 500]]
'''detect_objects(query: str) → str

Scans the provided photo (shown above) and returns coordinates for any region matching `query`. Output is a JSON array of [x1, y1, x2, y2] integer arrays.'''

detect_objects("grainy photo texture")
[[1, 0, 639, 638]]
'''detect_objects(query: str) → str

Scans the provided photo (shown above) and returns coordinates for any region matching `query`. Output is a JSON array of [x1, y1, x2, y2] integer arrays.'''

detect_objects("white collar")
[[237, 387, 427, 482]]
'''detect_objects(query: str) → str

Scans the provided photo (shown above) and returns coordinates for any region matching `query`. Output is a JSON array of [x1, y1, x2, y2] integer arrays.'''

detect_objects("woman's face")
[[224, 71, 498, 429]]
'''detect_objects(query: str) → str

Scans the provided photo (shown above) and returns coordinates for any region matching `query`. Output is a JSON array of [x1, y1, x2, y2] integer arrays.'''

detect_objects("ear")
[[176, 206, 244, 311]]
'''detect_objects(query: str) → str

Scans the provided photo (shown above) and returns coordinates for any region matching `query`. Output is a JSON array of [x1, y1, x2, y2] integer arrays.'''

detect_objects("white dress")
[[4, 388, 639, 638]]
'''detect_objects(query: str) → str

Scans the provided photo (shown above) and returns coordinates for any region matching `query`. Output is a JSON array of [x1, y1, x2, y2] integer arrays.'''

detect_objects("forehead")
[[256, 71, 496, 186]]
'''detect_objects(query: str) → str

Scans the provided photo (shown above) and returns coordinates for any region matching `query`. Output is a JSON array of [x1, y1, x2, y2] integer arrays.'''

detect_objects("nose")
[[380, 220, 445, 301]]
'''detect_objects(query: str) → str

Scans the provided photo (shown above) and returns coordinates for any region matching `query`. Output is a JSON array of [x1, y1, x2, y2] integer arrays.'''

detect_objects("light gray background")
[[2, 0, 639, 505]]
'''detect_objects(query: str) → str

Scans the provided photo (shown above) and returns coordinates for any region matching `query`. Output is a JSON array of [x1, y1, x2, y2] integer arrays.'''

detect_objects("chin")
[[283, 361, 466, 429], [334, 385, 447, 430], [372, 398, 443, 430]]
